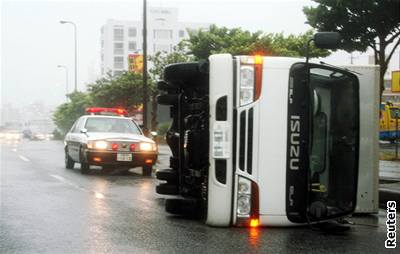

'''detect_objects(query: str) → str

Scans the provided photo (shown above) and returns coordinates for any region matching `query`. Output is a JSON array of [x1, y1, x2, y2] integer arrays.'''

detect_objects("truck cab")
[[155, 53, 360, 227]]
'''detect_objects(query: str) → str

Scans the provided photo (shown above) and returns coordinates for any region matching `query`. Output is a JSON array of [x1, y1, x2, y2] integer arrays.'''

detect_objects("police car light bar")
[[85, 107, 128, 116]]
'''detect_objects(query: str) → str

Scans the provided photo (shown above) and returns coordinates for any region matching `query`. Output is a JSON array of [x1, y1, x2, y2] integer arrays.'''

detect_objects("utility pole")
[[142, 0, 148, 134]]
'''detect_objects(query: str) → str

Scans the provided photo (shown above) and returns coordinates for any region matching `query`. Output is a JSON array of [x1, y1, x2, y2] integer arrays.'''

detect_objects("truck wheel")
[[142, 165, 152, 176], [156, 169, 178, 183], [164, 62, 206, 83], [156, 183, 178, 195], [157, 94, 179, 106], [165, 198, 199, 216], [79, 147, 90, 174], [65, 149, 75, 169], [157, 81, 178, 92]]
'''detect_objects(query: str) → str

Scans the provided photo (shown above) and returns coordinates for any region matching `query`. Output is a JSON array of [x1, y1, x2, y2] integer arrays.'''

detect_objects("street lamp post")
[[59, 20, 77, 92], [57, 65, 69, 101]]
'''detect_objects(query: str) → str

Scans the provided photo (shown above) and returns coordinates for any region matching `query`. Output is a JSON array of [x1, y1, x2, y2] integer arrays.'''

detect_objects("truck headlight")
[[237, 195, 251, 216], [139, 142, 156, 152], [237, 176, 252, 217], [240, 65, 255, 106]]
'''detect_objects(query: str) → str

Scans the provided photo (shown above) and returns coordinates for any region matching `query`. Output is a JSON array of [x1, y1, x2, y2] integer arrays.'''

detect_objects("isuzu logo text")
[[289, 115, 300, 170]]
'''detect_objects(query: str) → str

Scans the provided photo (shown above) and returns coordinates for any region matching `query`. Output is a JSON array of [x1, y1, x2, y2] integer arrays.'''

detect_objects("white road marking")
[[49, 174, 106, 199], [18, 155, 30, 162], [49, 174, 87, 192]]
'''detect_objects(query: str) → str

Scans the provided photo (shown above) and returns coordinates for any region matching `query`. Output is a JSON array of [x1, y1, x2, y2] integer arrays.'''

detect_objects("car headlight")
[[139, 142, 156, 152], [94, 141, 108, 150], [240, 65, 255, 106], [237, 176, 252, 217]]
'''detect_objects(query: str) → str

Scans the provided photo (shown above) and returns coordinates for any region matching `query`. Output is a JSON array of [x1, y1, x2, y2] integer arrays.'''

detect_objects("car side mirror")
[[150, 131, 158, 137], [80, 128, 88, 134], [313, 32, 341, 49]]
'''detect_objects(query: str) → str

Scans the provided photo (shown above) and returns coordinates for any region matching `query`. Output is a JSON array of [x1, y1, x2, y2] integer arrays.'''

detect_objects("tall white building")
[[100, 7, 209, 76]]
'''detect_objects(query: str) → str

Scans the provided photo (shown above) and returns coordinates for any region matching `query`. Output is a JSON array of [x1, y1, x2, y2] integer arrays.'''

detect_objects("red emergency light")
[[85, 107, 128, 116]]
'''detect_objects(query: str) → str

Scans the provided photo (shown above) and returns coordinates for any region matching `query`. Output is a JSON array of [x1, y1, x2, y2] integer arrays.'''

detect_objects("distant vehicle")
[[380, 102, 400, 142], [22, 129, 33, 139], [64, 107, 157, 175], [0, 130, 22, 143]]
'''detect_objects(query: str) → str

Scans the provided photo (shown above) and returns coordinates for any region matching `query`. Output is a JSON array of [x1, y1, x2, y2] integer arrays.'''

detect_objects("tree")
[[87, 71, 145, 112], [186, 25, 330, 59], [53, 92, 93, 135], [303, 0, 400, 95]]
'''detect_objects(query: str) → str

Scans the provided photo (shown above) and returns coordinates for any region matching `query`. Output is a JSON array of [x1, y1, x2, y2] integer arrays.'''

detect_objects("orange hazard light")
[[250, 219, 259, 228]]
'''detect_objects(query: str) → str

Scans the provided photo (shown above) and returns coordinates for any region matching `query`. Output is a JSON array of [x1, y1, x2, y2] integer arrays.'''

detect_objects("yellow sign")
[[128, 54, 143, 74], [392, 71, 400, 92]]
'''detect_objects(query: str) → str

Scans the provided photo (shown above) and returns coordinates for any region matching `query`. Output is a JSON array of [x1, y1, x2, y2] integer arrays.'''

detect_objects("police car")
[[64, 107, 157, 175]]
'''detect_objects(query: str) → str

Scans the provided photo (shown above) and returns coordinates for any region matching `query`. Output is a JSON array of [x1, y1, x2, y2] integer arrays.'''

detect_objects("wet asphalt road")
[[0, 140, 398, 253]]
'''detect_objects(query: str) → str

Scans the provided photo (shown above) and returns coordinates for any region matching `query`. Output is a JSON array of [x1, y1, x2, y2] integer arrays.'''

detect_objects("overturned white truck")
[[156, 33, 364, 227]]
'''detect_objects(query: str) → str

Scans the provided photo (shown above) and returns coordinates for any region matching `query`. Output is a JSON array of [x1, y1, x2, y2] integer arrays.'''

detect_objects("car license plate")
[[117, 153, 132, 161]]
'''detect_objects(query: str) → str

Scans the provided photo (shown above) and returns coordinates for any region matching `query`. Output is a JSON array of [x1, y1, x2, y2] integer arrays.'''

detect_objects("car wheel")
[[79, 147, 90, 174], [65, 149, 75, 169], [142, 165, 153, 176]]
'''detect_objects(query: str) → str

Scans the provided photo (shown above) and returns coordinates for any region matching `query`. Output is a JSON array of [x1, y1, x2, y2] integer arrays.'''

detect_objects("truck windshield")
[[308, 66, 359, 220]]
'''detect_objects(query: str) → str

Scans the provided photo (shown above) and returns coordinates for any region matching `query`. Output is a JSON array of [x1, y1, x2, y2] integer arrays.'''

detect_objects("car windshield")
[[85, 117, 141, 134], [308, 66, 359, 220]]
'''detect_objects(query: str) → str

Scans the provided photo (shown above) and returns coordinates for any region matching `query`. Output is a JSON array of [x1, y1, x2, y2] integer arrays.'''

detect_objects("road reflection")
[[248, 227, 261, 248], [88, 179, 111, 253]]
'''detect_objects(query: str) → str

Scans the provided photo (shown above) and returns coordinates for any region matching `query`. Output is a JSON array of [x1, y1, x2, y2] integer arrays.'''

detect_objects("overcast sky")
[[1, 0, 399, 108]]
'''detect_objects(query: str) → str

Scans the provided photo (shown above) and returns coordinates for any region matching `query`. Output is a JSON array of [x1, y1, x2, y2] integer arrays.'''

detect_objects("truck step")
[[156, 169, 178, 183], [156, 183, 179, 195]]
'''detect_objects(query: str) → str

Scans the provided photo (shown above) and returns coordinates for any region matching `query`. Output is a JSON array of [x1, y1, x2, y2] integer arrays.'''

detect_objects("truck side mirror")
[[313, 32, 341, 49], [80, 128, 87, 134]]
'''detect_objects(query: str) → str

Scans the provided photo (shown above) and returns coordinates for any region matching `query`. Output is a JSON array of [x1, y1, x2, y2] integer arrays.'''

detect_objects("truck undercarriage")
[[155, 61, 210, 217]]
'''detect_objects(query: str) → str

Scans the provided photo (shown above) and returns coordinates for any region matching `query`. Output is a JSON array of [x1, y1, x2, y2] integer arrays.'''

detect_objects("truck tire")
[[165, 198, 198, 216], [156, 183, 179, 195], [156, 169, 178, 183], [157, 94, 179, 106], [157, 81, 178, 92], [164, 62, 201, 83]]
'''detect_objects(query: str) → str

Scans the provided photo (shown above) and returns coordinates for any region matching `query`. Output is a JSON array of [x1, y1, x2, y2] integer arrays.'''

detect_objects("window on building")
[[114, 42, 124, 55], [154, 44, 171, 53], [114, 70, 123, 76], [114, 56, 124, 69], [128, 41, 137, 51], [153, 29, 172, 39], [128, 27, 137, 37], [179, 30, 185, 37], [113, 26, 124, 41], [101, 40, 104, 48]]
